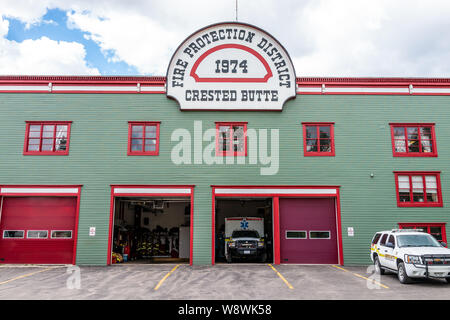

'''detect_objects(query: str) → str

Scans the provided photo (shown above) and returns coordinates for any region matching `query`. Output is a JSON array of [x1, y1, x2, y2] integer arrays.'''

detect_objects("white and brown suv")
[[371, 229, 450, 284]]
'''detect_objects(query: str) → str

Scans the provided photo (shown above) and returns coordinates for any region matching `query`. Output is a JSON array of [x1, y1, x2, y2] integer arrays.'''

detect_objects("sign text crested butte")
[[166, 22, 297, 110]]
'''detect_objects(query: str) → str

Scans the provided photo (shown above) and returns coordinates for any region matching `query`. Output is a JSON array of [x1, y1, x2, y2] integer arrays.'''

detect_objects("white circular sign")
[[166, 22, 297, 110]]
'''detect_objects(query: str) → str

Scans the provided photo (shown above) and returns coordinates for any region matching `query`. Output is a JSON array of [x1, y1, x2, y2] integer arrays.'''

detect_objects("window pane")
[[51, 231, 72, 238], [306, 139, 318, 152], [27, 230, 48, 239], [319, 139, 331, 152], [28, 131, 41, 138], [429, 227, 443, 241], [398, 176, 410, 189], [394, 139, 406, 152], [56, 126, 67, 139], [407, 127, 419, 140], [41, 144, 53, 151], [399, 192, 411, 202], [394, 127, 405, 139], [408, 140, 419, 152], [286, 231, 306, 239], [421, 140, 433, 153], [305, 126, 317, 139], [43, 124, 54, 132], [425, 176, 437, 189], [131, 139, 143, 151], [310, 231, 330, 239], [412, 176, 423, 191], [29, 125, 41, 132], [42, 131, 54, 138], [319, 126, 330, 139], [55, 138, 67, 151], [131, 126, 144, 138], [426, 192, 438, 202], [145, 125, 157, 138], [420, 127, 432, 140], [413, 192, 425, 202], [28, 144, 40, 151], [219, 126, 230, 133], [3, 230, 24, 238], [144, 139, 156, 152]]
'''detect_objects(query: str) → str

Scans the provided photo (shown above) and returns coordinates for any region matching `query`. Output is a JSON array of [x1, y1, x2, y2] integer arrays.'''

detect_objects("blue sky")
[[1, 1, 450, 76], [5, 8, 138, 75]]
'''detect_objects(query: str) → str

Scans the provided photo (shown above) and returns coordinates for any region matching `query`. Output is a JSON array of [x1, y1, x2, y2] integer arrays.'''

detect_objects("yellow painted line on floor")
[[154, 264, 181, 291], [268, 264, 294, 289], [0, 267, 57, 286], [331, 265, 389, 289]]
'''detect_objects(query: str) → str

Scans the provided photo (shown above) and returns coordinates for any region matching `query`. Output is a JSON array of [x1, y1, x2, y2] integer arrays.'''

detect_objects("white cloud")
[[1, 0, 450, 76], [0, 16, 99, 75]]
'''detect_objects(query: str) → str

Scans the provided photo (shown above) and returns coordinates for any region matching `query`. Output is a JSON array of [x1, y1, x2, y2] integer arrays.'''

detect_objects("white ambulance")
[[225, 217, 265, 263]]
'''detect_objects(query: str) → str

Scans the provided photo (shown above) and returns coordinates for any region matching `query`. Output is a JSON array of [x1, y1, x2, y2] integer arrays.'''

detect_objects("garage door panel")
[[280, 198, 338, 264], [0, 240, 74, 264], [0, 197, 76, 264]]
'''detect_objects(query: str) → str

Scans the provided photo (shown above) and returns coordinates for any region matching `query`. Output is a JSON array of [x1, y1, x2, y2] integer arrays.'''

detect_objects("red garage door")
[[280, 198, 338, 264], [0, 197, 77, 264]]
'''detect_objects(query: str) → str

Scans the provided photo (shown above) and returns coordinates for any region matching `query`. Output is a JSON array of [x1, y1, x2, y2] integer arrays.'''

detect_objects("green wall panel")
[[1, 93, 449, 265]]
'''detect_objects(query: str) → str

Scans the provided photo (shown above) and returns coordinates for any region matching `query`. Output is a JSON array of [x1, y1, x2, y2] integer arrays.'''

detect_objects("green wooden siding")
[[0, 93, 449, 265]]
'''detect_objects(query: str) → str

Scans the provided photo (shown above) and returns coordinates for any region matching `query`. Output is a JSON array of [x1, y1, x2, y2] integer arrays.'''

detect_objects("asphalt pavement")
[[0, 263, 449, 300]]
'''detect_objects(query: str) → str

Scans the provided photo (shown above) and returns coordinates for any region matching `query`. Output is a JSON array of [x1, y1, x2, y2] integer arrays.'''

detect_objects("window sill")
[[397, 203, 443, 208], [393, 153, 438, 157], [23, 152, 69, 156]]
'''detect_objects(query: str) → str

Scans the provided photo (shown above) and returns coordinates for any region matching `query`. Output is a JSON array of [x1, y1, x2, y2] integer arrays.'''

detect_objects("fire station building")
[[0, 22, 449, 266]]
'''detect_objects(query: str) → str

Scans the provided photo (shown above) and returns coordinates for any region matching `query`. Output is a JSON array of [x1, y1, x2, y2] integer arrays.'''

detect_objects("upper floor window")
[[216, 122, 247, 156], [24, 121, 71, 155], [390, 123, 437, 157], [302, 122, 335, 156], [128, 122, 160, 156], [394, 171, 442, 207], [398, 223, 447, 244]]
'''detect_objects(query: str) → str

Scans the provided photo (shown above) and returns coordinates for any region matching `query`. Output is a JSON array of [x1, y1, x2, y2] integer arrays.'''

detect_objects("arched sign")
[[166, 22, 297, 110]]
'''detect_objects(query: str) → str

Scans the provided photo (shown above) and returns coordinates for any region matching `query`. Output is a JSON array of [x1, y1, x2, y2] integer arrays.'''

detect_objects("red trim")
[[398, 223, 447, 245], [215, 122, 248, 157], [190, 44, 272, 83], [127, 122, 160, 156], [336, 188, 344, 265], [23, 121, 72, 156], [301, 123, 335, 157], [0, 184, 82, 265], [107, 185, 195, 266], [211, 185, 342, 266], [389, 123, 437, 157], [211, 188, 216, 265], [273, 196, 280, 264], [394, 171, 443, 207]]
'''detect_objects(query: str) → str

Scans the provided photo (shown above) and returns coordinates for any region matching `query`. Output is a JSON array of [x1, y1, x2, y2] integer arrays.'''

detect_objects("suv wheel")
[[445, 278, 450, 284], [397, 262, 412, 284], [374, 256, 385, 275]]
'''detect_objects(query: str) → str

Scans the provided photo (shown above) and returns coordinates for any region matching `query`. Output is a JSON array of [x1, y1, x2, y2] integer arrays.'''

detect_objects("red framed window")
[[390, 123, 437, 157], [394, 171, 443, 207], [128, 122, 160, 156], [215, 122, 247, 156], [398, 223, 447, 244], [302, 122, 335, 156], [23, 121, 72, 155]]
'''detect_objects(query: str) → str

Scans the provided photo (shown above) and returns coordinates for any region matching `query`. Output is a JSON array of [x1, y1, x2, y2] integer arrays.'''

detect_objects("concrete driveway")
[[0, 264, 449, 300]]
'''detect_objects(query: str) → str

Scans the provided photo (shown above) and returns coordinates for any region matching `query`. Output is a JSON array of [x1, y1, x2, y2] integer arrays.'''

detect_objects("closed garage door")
[[0, 197, 77, 264], [280, 198, 338, 264]]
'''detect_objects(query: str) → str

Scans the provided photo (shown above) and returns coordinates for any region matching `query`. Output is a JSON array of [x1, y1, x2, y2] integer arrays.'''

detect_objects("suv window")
[[379, 233, 388, 246], [372, 233, 382, 245], [388, 235, 396, 247]]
